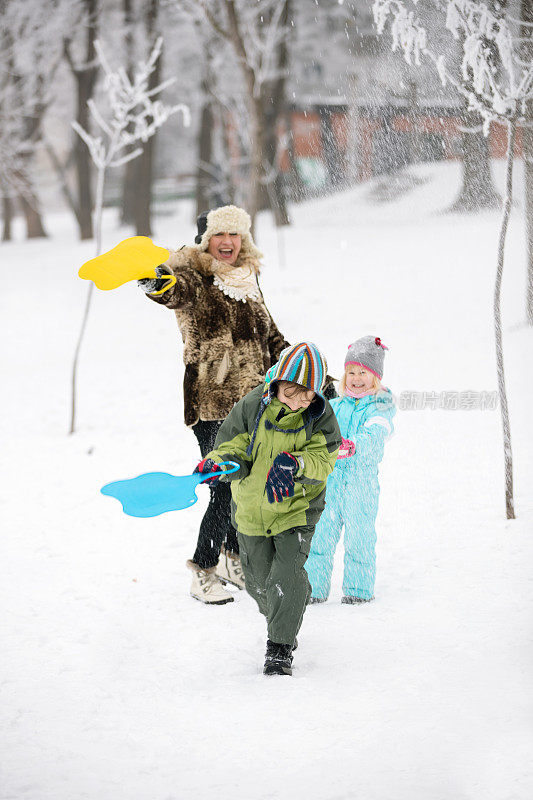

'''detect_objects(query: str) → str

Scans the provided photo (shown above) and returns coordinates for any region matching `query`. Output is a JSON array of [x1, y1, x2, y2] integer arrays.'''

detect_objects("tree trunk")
[[257, 0, 290, 225], [224, 0, 263, 229], [74, 73, 96, 239], [135, 141, 154, 236], [525, 118, 533, 325], [44, 139, 92, 235], [248, 96, 264, 229], [260, 100, 289, 225], [521, 0, 533, 324], [5, 37, 48, 239], [222, 0, 291, 228], [2, 194, 12, 241], [451, 1, 503, 213], [134, 0, 159, 237], [121, 0, 137, 226], [65, 0, 99, 240], [406, 79, 423, 165], [196, 75, 215, 218], [450, 109, 501, 212], [69, 163, 105, 435], [18, 189, 47, 238], [283, 108, 305, 201], [494, 120, 516, 519], [319, 106, 342, 192], [219, 110, 236, 205], [121, 157, 138, 228]]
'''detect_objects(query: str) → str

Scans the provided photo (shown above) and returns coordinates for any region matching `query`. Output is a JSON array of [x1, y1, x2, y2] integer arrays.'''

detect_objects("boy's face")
[[345, 365, 374, 393], [276, 381, 316, 411]]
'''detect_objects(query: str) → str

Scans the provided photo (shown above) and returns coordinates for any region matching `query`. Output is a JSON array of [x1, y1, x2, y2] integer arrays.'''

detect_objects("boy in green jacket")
[[193, 342, 341, 675]]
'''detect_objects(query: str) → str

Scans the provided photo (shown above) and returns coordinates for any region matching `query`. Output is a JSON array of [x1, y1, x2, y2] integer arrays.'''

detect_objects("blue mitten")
[[265, 452, 298, 504]]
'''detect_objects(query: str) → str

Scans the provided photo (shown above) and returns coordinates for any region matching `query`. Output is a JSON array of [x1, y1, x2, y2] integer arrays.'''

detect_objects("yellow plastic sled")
[[78, 236, 176, 294]]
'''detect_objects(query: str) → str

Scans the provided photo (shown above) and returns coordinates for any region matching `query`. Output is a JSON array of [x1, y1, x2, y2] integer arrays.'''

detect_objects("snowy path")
[[1, 163, 532, 799]]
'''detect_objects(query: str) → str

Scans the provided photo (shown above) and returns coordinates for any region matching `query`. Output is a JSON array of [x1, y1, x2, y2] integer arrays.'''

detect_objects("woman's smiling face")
[[207, 232, 242, 265]]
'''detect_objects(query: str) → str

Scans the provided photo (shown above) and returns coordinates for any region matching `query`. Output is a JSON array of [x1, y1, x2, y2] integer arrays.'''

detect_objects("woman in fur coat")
[[138, 205, 290, 605]]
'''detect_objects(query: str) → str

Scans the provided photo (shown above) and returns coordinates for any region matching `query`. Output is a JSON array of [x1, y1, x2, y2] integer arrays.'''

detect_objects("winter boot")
[[309, 597, 327, 604], [215, 546, 245, 590], [263, 639, 293, 676], [186, 560, 234, 605], [341, 595, 374, 604]]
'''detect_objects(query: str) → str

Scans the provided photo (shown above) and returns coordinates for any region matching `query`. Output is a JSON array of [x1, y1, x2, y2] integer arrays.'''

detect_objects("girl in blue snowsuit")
[[305, 336, 395, 603]]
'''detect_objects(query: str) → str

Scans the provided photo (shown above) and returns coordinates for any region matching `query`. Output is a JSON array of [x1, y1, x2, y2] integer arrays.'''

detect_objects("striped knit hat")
[[247, 342, 328, 456], [264, 342, 327, 401]]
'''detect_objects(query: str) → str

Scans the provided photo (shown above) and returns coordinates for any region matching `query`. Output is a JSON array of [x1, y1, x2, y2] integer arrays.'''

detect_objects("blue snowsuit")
[[305, 390, 396, 601]]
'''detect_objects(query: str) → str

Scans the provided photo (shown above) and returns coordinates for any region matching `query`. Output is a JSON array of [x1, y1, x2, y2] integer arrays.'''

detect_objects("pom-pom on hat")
[[345, 335, 388, 379], [194, 205, 263, 260]]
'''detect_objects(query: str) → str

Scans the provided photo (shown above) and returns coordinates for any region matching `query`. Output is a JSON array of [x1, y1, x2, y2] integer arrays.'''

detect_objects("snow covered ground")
[[1, 161, 532, 800]]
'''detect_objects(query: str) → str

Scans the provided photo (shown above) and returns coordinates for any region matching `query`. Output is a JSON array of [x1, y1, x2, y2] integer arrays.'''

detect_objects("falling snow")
[[1, 159, 532, 799]]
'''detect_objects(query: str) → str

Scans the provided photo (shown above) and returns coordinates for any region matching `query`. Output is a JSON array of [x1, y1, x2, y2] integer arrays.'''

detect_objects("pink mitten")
[[337, 437, 356, 459]]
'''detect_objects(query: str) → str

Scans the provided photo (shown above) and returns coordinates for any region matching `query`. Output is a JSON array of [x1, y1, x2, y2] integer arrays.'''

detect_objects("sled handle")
[[148, 274, 177, 295], [197, 460, 240, 484]]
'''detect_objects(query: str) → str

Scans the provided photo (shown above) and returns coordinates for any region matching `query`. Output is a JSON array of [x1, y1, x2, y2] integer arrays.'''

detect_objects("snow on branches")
[[372, 0, 533, 132], [183, 0, 291, 98], [69, 37, 191, 436], [72, 37, 191, 171], [373, 0, 427, 65], [373, 0, 530, 518], [0, 82, 31, 199]]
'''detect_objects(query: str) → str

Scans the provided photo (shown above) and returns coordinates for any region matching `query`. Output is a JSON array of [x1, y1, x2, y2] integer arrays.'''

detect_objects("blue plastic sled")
[[101, 461, 239, 518]]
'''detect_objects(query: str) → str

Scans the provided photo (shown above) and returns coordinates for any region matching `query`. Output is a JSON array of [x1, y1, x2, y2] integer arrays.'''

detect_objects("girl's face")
[[276, 381, 315, 411], [345, 365, 375, 393], [207, 232, 242, 265]]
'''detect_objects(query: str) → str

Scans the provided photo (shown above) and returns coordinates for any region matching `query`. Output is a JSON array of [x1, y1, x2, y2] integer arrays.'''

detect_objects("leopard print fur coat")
[[148, 246, 289, 427]]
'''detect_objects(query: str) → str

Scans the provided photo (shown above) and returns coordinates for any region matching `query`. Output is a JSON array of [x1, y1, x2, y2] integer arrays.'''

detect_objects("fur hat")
[[194, 205, 263, 260], [345, 336, 388, 379]]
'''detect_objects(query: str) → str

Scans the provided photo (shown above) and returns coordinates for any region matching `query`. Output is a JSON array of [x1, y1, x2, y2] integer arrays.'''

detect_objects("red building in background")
[[279, 102, 522, 193]]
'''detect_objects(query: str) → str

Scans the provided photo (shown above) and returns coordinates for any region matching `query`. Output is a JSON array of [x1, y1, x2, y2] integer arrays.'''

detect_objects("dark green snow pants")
[[237, 525, 315, 646]]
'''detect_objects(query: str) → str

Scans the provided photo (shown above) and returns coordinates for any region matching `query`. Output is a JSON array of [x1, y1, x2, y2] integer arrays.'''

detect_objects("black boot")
[[264, 640, 293, 676]]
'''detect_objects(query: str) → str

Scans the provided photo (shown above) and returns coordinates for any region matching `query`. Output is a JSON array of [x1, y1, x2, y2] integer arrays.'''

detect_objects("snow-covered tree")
[[0, 0, 67, 240], [125, 0, 168, 237], [373, 0, 533, 519], [69, 37, 190, 434], [0, 74, 32, 239], [62, 0, 101, 241], [519, 0, 533, 325], [188, 24, 232, 216], [173, 0, 293, 226]]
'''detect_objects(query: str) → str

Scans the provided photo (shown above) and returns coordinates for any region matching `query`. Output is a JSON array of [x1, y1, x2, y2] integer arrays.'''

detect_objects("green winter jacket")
[[206, 384, 341, 537]]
